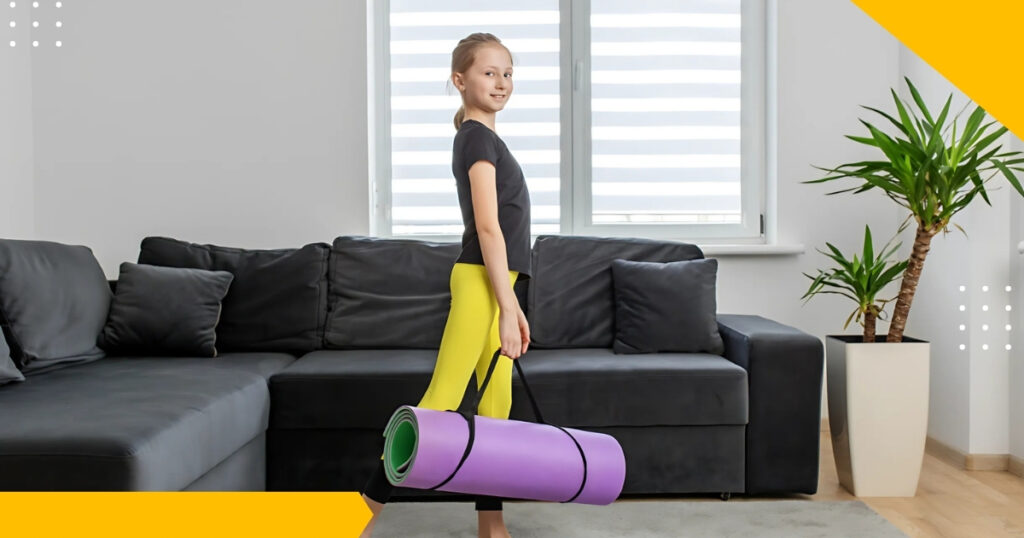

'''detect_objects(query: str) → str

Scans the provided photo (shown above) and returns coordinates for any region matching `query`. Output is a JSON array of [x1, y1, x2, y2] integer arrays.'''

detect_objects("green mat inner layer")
[[383, 407, 419, 484]]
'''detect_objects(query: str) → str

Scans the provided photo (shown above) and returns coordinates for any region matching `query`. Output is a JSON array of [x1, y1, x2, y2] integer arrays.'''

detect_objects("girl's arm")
[[468, 159, 518, 313]]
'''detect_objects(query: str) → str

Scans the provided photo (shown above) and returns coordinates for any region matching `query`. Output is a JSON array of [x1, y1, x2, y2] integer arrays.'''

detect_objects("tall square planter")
[[826, 335, 930, 497]]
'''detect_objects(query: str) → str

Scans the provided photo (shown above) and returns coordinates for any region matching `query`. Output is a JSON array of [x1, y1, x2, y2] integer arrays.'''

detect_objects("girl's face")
[[454, 45, 514, 114]]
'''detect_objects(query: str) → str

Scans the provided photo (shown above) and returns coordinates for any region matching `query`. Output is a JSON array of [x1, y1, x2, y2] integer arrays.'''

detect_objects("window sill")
[[697, 243, 805, 256]]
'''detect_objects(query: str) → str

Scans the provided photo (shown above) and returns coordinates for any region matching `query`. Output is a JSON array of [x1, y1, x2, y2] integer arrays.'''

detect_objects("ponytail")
[[453, 105, 466, 131]]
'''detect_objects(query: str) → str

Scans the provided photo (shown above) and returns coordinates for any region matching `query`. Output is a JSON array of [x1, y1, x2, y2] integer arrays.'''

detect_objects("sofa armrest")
[[716, 314, 824, 495]]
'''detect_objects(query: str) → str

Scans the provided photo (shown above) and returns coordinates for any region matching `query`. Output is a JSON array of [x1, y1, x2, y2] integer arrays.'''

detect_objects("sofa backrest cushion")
[[528, 235, 705, 348], [0, 239, 111, 374], [138, 237, 330, 353], [0, 328, 25, 386], [325, 236, 462, 349]]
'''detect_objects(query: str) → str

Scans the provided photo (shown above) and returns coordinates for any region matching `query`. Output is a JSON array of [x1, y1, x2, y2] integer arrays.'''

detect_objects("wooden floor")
[[766, 427, 1024, 537], [621, 425, 1024, 537]]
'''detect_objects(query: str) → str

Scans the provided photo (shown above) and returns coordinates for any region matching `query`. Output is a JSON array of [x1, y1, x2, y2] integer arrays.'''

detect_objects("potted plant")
[[801, 77, 1024, 496]]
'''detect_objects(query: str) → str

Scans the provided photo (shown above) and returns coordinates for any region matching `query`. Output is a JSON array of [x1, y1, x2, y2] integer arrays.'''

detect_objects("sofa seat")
[[269, 348, 747, 430], [0, 352, 295, 490]]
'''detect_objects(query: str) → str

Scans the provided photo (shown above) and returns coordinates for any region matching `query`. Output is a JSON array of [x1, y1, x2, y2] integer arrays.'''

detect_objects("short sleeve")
[[461, 129, 499, 173]]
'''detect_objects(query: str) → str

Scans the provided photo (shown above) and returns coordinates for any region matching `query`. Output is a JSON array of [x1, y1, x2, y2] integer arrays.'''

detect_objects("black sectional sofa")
[[0, 234, 824, 499]]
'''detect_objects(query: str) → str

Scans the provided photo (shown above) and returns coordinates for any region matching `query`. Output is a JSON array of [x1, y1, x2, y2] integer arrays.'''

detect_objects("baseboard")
[[823, 417, 1024, 477], [1011, 455, 1024, 478], [925, 435, 968, 470]]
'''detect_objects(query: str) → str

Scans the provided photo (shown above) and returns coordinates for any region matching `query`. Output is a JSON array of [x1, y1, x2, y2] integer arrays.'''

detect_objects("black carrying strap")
[[427, 348, 590, 503]]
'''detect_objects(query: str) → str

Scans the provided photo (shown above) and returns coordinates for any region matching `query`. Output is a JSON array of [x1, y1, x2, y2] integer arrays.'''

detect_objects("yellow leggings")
[[380, 262, 518, 461]]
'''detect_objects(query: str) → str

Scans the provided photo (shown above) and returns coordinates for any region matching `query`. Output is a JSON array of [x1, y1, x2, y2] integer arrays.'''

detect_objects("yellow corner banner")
[[0, 492, 371, 538], [851, 0, 1024, 138]]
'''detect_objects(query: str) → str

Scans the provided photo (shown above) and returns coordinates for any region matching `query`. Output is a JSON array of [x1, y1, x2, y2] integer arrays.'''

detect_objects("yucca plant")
[[803, 77, 1024, 342], [802, 225, 909, 342]]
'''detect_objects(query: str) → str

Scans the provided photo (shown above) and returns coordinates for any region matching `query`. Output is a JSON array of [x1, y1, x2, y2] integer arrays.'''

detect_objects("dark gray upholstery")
[[0, 352, 294, 490], [269, 348, 747, 430], [183, 433, 266, 491], [324, 236, 528, 350], [138, 237, 330, 353], [0, 233, 823, 498], [528, 235, 704, 348], [0, 239, 111, 374], [325, 236, 461, 349], [717, 314, 824, 495]]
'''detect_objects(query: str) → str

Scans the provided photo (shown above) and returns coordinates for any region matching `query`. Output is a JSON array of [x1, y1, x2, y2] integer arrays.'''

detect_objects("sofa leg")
[[720, 492, 731, 501]]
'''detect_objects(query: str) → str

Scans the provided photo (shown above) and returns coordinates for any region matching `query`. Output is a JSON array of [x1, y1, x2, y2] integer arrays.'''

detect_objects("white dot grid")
[[7, 0, 62, 48], [958, 284, 1015, 353]]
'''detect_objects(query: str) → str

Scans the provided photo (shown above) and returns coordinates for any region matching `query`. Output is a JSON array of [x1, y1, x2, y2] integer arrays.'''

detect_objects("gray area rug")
[[370, 499, 907, 537]]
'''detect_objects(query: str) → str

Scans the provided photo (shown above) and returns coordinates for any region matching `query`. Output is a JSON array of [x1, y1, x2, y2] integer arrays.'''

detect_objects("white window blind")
[[386, 0, 561, 237], [589, 0, 744, 226], [379, 0, 766, 241]]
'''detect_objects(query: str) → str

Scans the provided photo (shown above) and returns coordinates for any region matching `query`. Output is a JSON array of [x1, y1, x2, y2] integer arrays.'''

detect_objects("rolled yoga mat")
[[382, 348, 626, 505]]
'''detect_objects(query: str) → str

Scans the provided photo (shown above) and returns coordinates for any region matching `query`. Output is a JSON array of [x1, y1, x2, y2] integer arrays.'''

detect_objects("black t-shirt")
[[452, 119, 532, 282]]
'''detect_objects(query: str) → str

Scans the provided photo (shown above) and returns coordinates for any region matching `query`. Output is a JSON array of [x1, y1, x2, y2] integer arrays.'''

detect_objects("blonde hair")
[[448, 33, 513, 130]]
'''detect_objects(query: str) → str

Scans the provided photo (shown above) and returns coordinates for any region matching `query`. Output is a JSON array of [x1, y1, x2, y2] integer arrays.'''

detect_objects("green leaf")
[[905, 77, 935, 124], [863, 225, 874, 265], [993, 159, 1024, 198]]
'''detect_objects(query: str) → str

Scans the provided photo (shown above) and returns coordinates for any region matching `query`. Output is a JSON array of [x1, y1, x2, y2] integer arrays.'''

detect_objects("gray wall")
[[31, 0, 369, 265], [0, 0, 34, 239]]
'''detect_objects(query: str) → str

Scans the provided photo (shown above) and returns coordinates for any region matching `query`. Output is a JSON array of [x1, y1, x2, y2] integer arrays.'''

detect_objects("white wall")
[[1011, 132, 1024, 464], [30, 0, 369, 272], [0, 1, 35, 239], [24, 0, 907, 421], [897, 45, 1023, 460]]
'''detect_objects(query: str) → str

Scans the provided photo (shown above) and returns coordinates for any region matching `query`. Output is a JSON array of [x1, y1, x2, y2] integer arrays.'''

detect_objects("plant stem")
[[863, 309, 876, 343], [887, 223, 938, 342]]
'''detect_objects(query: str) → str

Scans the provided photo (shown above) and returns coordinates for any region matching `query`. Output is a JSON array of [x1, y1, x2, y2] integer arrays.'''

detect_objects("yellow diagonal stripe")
[[851, 0, 1024, 137], [0, 492, 370, 538]]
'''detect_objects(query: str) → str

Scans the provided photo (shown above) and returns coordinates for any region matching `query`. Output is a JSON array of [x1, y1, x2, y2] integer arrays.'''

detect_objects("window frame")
[[371, 0, 773, 244]]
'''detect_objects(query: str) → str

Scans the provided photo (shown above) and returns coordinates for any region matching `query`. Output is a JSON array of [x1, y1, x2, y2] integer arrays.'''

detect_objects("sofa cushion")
[[325, 236, 460, 349], [269, 348, 747, 429], [611, 258, 724, 355], [98, 262, 235, 357], [0, 352, 295, 490], [528, 235, 704, 348], [325, 236, 530, 350], [0, 239, 111, 374], [138, 237, 330, 353], [0, 329, 24, 386]]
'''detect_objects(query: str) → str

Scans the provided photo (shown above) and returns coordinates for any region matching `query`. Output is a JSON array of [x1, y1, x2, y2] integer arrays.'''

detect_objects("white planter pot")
[[825, 334, 930, 497]]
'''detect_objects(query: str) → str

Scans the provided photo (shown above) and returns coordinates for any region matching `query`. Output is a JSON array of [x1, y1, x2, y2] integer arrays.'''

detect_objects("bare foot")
[[359, 494, 384, 538], [477, 510, 512, 538]]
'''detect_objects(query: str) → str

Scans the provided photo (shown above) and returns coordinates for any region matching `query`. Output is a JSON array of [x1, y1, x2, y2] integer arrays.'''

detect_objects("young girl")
[[359, 33, 532, 538]]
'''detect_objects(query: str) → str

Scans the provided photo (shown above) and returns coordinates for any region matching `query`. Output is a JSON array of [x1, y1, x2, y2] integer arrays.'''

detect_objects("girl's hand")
[[499, 308, 522, 359]]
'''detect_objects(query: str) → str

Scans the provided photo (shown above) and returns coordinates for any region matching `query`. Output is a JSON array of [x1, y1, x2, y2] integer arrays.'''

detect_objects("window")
[[372, 0, 768, 243]]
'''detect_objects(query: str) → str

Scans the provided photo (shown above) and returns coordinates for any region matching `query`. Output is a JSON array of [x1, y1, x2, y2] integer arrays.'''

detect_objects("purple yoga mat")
[[382, 406, 625, 505], [381, 348, 626, 505]]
